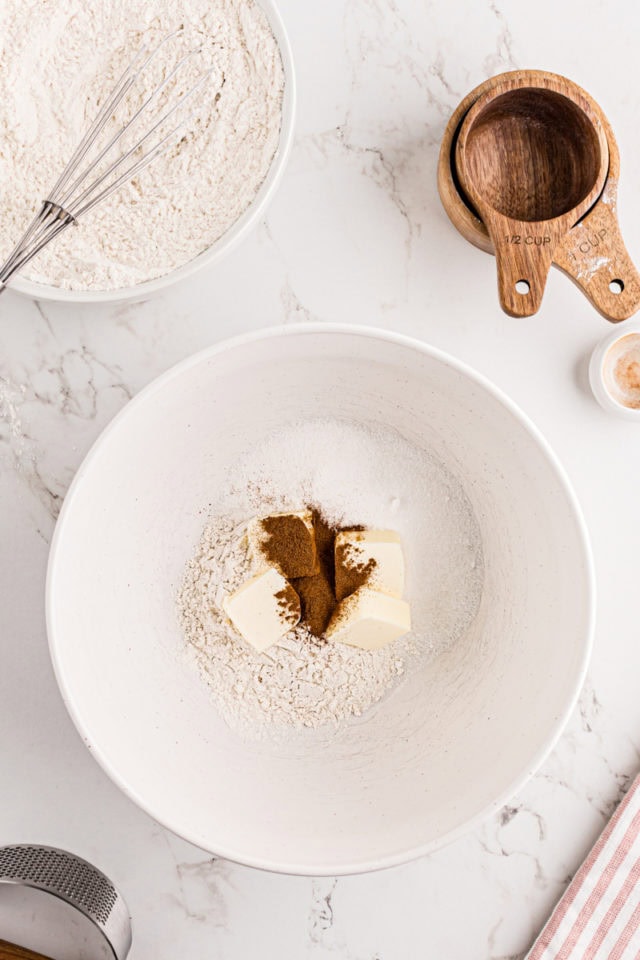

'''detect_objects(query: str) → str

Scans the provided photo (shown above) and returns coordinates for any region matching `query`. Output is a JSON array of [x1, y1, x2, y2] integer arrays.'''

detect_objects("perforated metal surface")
[[0, 845, 117, 924], [0, 845, 132, 960]]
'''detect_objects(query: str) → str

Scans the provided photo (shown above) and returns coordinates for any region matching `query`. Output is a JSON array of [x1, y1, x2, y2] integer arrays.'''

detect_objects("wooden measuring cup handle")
[[490, 217, 565, 318], [0, 941, 55, 960], [553, 187, 640, 322]]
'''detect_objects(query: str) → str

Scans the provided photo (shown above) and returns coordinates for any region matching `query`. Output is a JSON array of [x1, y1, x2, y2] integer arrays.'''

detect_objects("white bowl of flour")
[[0, 0, 294, 303], [46, 325, 594, 873]]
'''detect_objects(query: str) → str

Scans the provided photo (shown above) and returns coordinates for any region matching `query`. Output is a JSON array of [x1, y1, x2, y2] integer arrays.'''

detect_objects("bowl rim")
[[46, 323, 596, 875], [7, 0, 296, 305]]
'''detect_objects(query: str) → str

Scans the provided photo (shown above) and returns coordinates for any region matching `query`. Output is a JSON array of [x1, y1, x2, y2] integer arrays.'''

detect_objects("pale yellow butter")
[[335, 528, 405, 599], [327, 587, 411, 650], [223, 568, 300, 652]]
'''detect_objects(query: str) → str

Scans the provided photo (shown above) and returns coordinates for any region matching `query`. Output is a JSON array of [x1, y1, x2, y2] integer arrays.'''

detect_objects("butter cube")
[[335, 529, 405, 600], [247, 510, 318, 578], [327, 587, 411, 650], [223, 568, 301, 652]]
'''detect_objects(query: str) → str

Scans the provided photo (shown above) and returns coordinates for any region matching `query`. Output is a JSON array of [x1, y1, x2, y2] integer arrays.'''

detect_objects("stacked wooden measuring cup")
[[438, 70, 640, 320]]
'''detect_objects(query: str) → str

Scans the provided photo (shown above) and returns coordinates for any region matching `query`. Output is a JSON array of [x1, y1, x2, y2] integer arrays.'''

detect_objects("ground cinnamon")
[[275, 585, 301, 626], [292, 511, 338, 637], [334, 541, 376, 601], [257, 509, 377, 639], [259, 512, 318, 578]]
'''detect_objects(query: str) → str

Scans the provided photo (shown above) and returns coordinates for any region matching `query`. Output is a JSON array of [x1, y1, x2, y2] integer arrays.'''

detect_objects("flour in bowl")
[[179, 515, 407, 734], [0, 0, 284, 290], [177, 419, 484, 738]]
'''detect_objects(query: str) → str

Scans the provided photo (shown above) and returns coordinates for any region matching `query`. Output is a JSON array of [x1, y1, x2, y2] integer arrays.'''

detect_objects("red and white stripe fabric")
[[527, 776, 640, 960]]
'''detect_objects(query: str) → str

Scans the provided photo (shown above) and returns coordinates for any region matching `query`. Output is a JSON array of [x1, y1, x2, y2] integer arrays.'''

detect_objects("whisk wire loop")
[[0, 29, 212, 290]]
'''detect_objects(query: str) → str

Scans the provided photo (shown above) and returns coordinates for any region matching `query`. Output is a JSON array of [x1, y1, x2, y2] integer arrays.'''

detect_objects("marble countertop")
[[3, 0, 640, 956]]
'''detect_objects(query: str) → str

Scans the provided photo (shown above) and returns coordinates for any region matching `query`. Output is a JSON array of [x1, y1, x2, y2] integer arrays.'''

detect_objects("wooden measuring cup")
[[0, 942, 54, 960], [454, 73, 609, 317], [438, 70, 640, 322]]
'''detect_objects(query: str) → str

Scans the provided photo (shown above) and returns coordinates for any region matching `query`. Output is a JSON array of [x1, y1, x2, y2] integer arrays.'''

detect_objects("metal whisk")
[[0, 31, 214, 293]]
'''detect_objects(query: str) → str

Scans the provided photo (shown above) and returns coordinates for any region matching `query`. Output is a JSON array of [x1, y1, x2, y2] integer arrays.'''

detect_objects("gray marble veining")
[[2, 1, 640, 957]]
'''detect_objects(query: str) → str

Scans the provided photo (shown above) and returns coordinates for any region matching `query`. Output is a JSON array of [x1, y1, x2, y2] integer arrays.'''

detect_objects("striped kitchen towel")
[[527, 775, 640, 959]]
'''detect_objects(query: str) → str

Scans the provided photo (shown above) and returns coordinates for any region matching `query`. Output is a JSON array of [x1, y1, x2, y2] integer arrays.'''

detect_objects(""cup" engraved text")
[[565, 228, 608, 262], [503, 235, 551, 245]]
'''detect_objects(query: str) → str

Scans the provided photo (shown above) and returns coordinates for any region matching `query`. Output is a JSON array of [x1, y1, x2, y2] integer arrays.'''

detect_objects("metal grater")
[[0, 844, 131, 960]]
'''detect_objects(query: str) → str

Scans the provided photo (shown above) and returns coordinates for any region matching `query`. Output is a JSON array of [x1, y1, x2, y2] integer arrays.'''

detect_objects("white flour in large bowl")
[[0, 0, 284, 290], [178, 419, 484, 739]]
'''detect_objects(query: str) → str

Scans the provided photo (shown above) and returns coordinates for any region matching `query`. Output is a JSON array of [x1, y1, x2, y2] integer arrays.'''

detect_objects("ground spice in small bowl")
[[604, 333, 640, 409]]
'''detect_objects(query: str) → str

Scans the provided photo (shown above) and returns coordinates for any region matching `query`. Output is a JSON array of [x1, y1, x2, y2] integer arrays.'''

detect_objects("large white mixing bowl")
[[46, 325, 594, 874]]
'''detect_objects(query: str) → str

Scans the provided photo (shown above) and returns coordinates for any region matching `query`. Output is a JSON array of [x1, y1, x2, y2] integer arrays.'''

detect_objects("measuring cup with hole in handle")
[[441, 70, 640, 320]]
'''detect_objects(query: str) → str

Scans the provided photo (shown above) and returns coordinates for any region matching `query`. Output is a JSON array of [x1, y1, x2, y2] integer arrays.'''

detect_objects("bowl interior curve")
[[47, 327, 593, 872]]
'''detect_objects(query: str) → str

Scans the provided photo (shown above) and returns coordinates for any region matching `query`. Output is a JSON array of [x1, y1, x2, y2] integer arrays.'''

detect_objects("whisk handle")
[[0, 201, 74, 291]]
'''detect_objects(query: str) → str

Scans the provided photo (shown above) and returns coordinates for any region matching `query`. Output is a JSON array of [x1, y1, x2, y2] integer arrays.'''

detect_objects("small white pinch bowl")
[[7, 0, 295, 305], [589, 321, 640, 420], [46, 325, 594, 875]]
